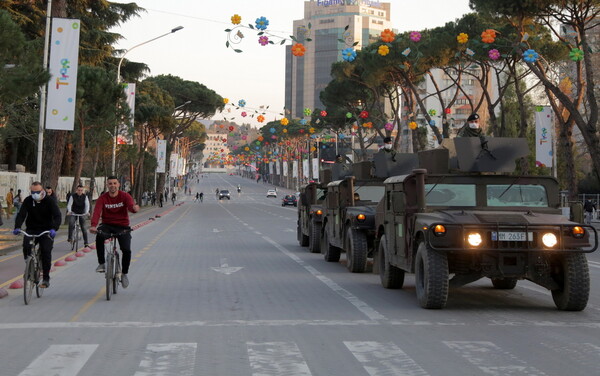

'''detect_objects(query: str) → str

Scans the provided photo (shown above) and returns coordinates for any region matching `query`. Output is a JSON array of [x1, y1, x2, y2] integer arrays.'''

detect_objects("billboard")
[[156, 140, 167, 173], [118, 83, 136, 145], [535, 106, 553, 168]]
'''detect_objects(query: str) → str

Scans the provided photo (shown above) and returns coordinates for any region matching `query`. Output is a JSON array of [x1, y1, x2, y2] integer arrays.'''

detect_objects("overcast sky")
[[113, 0, 473, 125]]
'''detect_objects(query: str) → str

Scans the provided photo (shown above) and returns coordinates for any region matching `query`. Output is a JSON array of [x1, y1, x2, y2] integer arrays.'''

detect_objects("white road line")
[[134, 343, 197, 376], [262, 235, 386, 321], [444, 341, 548, 376], [247, 342, 312, 376], [589, 261, 600, 269], [345, 341, 429, 376], [18, 344, 98, 376]]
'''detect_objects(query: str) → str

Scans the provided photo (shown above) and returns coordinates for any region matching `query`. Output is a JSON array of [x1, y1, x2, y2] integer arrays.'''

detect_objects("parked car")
[[218, 189, 231, 200], [267, 190, 277, 198], [282, 195, 298, 207]]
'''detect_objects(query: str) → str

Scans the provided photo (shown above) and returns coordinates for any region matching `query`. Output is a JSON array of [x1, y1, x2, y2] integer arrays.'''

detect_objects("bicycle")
[[97, 229, 131, 301], [69, 213, 86, 251], [19, 230, 51, 305]]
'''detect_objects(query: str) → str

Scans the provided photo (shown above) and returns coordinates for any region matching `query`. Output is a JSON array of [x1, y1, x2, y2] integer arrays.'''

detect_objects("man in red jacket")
[[89, 176, 139, 288]]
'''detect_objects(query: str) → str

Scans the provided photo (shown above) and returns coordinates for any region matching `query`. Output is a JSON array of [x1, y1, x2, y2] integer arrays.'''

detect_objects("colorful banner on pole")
[[118, 83, 136, 145], [535, 106, 553, 167], [45, 18, 81, 131], [156, 140, 167, 173]]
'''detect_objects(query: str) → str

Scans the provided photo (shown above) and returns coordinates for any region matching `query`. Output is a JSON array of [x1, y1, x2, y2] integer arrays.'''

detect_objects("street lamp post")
[[112, 25, 184, 175]]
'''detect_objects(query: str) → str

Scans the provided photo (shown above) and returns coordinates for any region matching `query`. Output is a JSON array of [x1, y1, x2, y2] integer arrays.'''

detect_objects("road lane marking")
[[247, 342, 312, 376], [345, 341, 429, 376], [262, 236, 386, 321], [589, 260, 600, 269], [17, 344, 98, 376], [69, 206, 192, 322], [444, 341, 548, 376], [135, 343, 197, 376], [212, 258, 244, 275]]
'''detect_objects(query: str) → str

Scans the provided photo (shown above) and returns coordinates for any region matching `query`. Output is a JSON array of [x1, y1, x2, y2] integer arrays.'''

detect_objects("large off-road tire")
[[378, 236, 404, 289], [415, 242, 449, 309], [551, 253, 590, 311], [309, 221, 321, 253], [322, 229, 341, 262], [297, 220, 309, 247], [346, 228, 368, 273], [491, 278, 517, 290]]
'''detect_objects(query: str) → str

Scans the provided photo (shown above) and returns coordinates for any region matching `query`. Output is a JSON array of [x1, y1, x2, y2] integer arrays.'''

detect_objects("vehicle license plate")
[[491, 231, 533, 241]]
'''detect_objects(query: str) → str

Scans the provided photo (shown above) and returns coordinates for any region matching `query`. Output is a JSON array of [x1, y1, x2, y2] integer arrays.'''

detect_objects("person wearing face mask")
[[458, 113, 483, 137], [380, 136, 397, 161], [13, 181, 62, 289]]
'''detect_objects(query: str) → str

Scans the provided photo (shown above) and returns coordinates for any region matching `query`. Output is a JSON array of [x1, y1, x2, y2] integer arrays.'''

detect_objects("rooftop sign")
[[316, 0, 382, 7]]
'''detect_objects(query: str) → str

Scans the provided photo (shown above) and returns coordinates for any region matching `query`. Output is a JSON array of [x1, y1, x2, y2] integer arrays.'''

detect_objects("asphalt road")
[[0, 174, 599, 376]]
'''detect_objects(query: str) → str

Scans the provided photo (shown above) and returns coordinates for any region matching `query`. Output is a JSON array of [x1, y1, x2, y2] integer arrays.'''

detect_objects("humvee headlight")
[[467, 233, 482, 247], [542, 233, 558, 248], [572, 226, 585, 239], [433, 225, 446, 236], [315, 210, 323, 216], [356, 214, 366, 222]]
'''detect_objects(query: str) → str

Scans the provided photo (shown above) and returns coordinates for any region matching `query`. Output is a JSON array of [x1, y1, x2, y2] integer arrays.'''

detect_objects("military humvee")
[[320, 154, 418, 273], [375, 138, 598, 310], [297, 181, 327, 253]]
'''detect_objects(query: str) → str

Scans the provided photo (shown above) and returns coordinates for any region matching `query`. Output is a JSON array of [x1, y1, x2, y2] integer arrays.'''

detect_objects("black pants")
[[95, 224, 132, 274], [23, 232, 53, 280], [68, 215, 89, 245]]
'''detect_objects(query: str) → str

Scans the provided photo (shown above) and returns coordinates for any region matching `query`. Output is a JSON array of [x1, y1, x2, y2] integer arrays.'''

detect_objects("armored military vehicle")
[[297, 181, 327, 253], [320, 154, 418, 273], [375, 138, 598, 310]]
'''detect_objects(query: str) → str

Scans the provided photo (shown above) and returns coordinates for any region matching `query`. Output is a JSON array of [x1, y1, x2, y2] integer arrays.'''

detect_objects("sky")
[[112, 0, 473, 126]]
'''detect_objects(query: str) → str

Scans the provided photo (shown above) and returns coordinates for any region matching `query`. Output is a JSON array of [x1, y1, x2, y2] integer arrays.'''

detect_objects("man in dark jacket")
[[67, 184, 90, 247], [13, 181, 62, 288]]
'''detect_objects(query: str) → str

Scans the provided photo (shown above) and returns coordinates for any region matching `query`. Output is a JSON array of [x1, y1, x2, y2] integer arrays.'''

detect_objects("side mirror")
[[392, 191, 405, 213]]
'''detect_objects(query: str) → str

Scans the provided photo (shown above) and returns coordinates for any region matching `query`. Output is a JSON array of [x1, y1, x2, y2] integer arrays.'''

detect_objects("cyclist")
[[13, 181, 61, 288], [89, 176, 139, 288], [237, 185, 241, 193], [171, 192, 176, 205], [199, 192, 204, 202], [67, 184, 90, 248]]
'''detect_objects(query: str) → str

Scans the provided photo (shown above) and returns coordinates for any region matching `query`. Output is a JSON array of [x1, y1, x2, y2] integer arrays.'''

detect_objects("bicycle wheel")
[[105, 252, 113, 301], [72, 223, 80, 251], [113, 253, 119, 295], [23, 257, 35, 305], [35, 254, 44, 298]]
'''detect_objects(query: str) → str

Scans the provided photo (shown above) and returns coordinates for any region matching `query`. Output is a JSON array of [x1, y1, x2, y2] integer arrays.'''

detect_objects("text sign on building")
[[156, 140, 167, 173], [45, 18, 81, 131], [535, 106, 553, 168]]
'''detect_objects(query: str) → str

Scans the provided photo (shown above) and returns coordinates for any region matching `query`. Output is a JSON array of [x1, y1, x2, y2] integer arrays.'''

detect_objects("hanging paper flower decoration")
[[352, 124, 359, 130], [380, 29, 395, 43], [231, 14, 241, 25], [309, 127, 315, 133], [283, 128, 288, 133], [522, 49, 539, 63], [299, 129, 305, 133], [457, 33, 469, 44], [384, 122, 394, 131], [428, 109, 437, 116], [238, 99, 246, 107], [255, 16, 269, 30], [303, 108, 312, 116], [280, 117, 289, 126], [269, 127, 276, 133], [242, 135, 247, 140], [258, 36, 269, 46], [410, 31, 421, 42], [271, 135, 277, 139], [342, 48, 357, 62], [241, 112, 247, 117], [223, 98, 229, 104], [292, 43, 306, 57], [257, 115, 265, 123], [481, 29, 496, 44], [363, 122, 373, 128], [488, 49, 501, 60], [258, 136, 264, 141], [445, 108, 452, 114], [320, 110, 327, 117], [409, 121, 418, 130], [359, 110, 369, 119], [346, 112, 353, 119], [378, 45, 390, 56], [300, 118, 307, 125], [466, 48, 475, 56], [228, 126, 234, 131], [244, 146, 250, 151], [402, 48, 411, 57], [310, 146, 316, 152], [569, 48, 584, 62], [429, 120, 436, 126]]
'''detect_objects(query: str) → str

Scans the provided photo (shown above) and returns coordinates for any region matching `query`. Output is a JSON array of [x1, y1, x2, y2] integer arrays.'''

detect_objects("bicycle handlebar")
[[18, 230, 52, 238]]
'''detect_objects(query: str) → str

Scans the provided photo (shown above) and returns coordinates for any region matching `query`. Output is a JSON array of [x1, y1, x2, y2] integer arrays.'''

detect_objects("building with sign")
[[285, 0, 392, 118]]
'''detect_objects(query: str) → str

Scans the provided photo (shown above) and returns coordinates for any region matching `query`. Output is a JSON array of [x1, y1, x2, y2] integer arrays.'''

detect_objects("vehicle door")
[[387, 183, 408, 266]]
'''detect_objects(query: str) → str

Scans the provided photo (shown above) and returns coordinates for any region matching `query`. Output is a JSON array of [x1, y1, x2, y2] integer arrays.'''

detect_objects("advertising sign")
[[156, 140, 167, 173], [535, 106, 553, 167]]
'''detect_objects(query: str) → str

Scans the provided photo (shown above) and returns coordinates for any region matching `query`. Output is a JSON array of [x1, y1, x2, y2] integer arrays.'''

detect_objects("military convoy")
[[297, 181, 327, 253], [296, 137, 598, 311]]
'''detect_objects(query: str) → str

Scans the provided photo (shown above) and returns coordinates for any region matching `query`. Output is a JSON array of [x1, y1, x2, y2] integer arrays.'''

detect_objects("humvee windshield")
[[316, 188, 326, 201], [425, 184, 476, 206], [354, 185, 385, 202], [487, 184, 549, 207]]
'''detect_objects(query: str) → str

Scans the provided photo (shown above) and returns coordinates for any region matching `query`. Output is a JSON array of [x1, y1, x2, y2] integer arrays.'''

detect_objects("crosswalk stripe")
[[17, 344, 98, 376], [134, 343, 197, 376], [247, 342, 312, 376], [344, 341, 429, 376], [444, 341, 548, 376]]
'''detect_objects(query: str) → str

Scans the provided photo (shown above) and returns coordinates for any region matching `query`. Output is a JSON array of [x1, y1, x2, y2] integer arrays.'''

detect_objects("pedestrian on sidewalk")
[[13, 189, 22, 216], [5, 188, 14, 216], [584, 199, 596, 225]]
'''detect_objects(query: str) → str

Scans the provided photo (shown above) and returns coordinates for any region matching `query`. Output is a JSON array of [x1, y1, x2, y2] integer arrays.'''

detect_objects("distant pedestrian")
[[584, 199, 596, 225], [13, 189, 22, 216], [158, 192, 163, 207], [5, 188, 14, 216]]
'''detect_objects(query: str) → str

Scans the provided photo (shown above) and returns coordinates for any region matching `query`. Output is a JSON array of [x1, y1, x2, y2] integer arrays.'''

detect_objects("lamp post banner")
[[118, 83, 136, 145], [535, 106, 553, 168], [45, 18, 81, 131], [156, 140, 167, 173]]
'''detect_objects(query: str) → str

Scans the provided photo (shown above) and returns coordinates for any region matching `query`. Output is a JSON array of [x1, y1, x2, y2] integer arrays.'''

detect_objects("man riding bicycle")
[[13, 181, 61, 288], [67, 184, 90, 248], [89, 176, 139, 288]]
